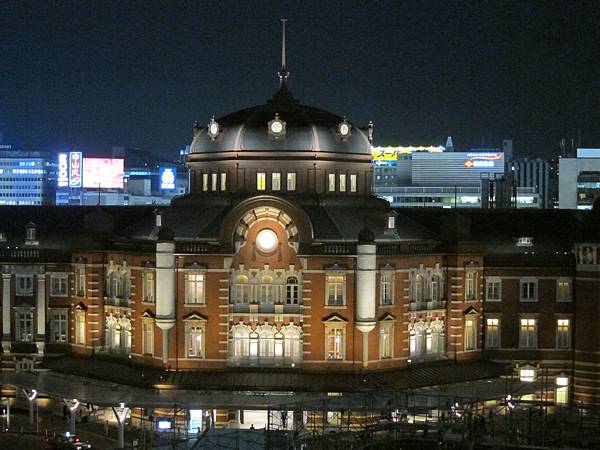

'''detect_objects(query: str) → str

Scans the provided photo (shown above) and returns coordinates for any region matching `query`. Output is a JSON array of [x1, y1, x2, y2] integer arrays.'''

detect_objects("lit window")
[[202, 173, 208, 191], [430, 275, 442, 302], [51, 274, 68, 296], [409, 325, 424, 357], [556, 278, 571, 302], [286, 172, 296, 191], [464, 317, 476, 350], [520, 367, 536, 382], [328, 173, 336, 192], [339, 174, 346, 192], [485, 317, 500, 348], [220, 172, 227, 191], [326, 274, 345, 306], [185, 273, 205, 304], [486, 278, 501, 301], [272, 172, 281, 191], [519, 318, 537, 348], [186, 324, 204, 358], [211, 173, 217, 191], [379, 324, 393, 359], [256, 172, 266, 191], [555, 376, 569, 404], [75, 309, 86, 345], [465, 271, 477, 301], [142, 320, 154, 355], [556, 318, 571, 349], [412, 274, 424, 303], [349, 174, 357, 192], [387, 215, 395, 229], [380, 271, 394, 305], [326, 327, 344, 360], [51, 310, 68, 343], [232, 275, 250, 304], [520, 279, 537, 302], [142, 271, 155, 302]]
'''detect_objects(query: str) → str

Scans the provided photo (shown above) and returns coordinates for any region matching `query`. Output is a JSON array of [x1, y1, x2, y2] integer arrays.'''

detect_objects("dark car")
[[46, 432, 92, 449]]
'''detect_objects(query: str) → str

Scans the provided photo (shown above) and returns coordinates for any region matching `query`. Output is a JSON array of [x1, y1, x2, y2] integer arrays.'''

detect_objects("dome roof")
[[190, 85, 371, 155]]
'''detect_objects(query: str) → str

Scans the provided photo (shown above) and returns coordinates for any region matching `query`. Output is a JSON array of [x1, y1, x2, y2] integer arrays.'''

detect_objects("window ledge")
[[140, 301, 156, 306], [184, 303, 207, 307], [324, 305, 347, 309]]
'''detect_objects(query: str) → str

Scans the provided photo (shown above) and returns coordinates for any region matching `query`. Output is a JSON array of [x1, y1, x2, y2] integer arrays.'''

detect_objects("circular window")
[[256, 229, 278, 253], [270, 120, 283, 134]]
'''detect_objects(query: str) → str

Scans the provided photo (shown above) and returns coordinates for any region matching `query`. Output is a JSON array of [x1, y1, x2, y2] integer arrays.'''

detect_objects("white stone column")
[[2, 273, 11, 352], [156, 240, 176, 364], [356, 241, 377, 368], [36, 273, 46, 353]]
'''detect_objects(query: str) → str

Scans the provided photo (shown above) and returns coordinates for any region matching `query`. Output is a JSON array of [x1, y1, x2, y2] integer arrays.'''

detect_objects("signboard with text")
[[69, 152, 82, 188], [57, 153, 68, 187], [159, 167, 176, 190]]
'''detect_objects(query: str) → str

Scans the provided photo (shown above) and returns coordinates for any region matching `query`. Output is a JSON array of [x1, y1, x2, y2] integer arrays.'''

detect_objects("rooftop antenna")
[[278, 18, 289, 86]]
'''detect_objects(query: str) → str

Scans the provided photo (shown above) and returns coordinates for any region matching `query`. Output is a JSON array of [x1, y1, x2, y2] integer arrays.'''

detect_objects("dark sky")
[[1, 0, 599, 159]]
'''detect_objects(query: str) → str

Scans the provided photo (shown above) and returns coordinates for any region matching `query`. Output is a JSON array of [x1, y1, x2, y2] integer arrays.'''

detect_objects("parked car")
[[47, 432, 93, 449]]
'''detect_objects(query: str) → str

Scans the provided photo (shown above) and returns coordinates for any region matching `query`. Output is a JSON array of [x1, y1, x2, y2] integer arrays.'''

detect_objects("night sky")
[[1, 0, 599, 159]]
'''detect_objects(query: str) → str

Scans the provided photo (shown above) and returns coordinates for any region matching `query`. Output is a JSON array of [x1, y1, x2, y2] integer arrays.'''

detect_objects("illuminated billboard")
[[57, 153, 69, 187], [372, 146, 445, 166], [463, 152, 503, 168], [159, 167, 176, 190], [69, 152, 82, 188], [411, 152, 504, 187], [82, 158, 124, 189]]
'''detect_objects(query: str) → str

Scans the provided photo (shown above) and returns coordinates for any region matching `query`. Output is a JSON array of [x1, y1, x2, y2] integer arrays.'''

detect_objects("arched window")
[[283, 324, 303, 363], [232, 275, 249, 304], [430, 275, 442, 302], [413, 274, 424, 303], [286, 277, 299, 305], [429, 318, 445, 355], [230, 324, 250, 359], [119, 272, 131, 300], [260, 275, 274, 304], [120, 317, 132, 351], [258, 324, 275, 358], [107, 272, 118, 298], [409, 321, 425, 357]]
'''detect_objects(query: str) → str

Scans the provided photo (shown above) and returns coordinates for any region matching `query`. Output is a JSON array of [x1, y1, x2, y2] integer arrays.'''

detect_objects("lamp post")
[[112, 402, 129, 449], [64, 399, 80, 435], [22, 389, 37, 428]]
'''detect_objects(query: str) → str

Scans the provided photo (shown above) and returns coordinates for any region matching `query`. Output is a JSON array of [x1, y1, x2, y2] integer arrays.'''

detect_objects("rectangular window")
[[519, 318, 538, 348], [211, 173, 218, 191], [186, 323, 204, 358], [555, 377, 569, 404], [202, 173, 208, 191], [326, 274, 345, 306], [75, 310, 86, 345], [520, 279, 537, 302], [556, 318, 571, 349], [142, 271, 155, 303], [51, 311, 68, 343], [326, 328, 344, 360], [142, 320, 154, 355], [286, 172, 296, 191], [220, 172, 227, 191], [556, 278, 571, 302], [379, 325, 393, 359], [485, 317, 500, 348], [257, 172, 266, 191], [51, 274, 68, 296], [185, 273, 205, 304], [339, 174, 346, 192], [464, 317, 476, 350], [465, 272, 476, 301], [16, 311, 33, 342], [272, 172, 281, 191], [350, 174, 357, 193], [380, 272, 394, 305], [75, 266, 86, 297], [16, 275, 33, 295], [486, 278, 501, 301], [328, 173, 336, 192]]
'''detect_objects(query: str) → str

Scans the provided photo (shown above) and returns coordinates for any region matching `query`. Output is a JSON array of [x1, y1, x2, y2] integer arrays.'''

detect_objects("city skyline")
[[1, 0, 598, 158]]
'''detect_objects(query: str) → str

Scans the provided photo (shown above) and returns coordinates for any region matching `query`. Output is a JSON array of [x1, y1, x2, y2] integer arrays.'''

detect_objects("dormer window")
[[0, 232, 6, 242], [155, 211, 163, 227], [387, 215, 396, 229], [516, 236, 533, 247], [25, 223, 38, 245]]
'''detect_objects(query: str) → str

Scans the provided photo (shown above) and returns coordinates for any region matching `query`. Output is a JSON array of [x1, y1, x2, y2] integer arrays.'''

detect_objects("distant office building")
[[55, 149, 189, 205], [0, 142, 56, 205], [372, 146, 539, 208], [559, 148, 600, 209], [511, 158, 550, 208]]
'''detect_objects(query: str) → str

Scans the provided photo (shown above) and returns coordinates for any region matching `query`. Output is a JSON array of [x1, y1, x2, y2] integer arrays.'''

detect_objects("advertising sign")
[[464, 152, 503, 168], [69, 152, 82, 188], [57, 153, 69, 187], [82, 158, 124, 189], [159, 167, 176, 190]]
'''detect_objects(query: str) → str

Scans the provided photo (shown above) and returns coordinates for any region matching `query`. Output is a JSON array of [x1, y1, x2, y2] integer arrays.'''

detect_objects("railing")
[[409, 300, 447, 311], [322, 243, 356, 255], [378, 243, 440, 255], [176, 243, 210, 254], [104, 296, 131, 307]]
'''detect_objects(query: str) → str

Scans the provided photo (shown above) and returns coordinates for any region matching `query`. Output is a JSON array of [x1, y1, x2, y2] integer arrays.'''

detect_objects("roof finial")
[[278, 18, 289, 85]]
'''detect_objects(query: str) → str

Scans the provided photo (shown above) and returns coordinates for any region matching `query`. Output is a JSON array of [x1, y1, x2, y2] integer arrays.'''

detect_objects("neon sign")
[[58, 153, 69, 187]]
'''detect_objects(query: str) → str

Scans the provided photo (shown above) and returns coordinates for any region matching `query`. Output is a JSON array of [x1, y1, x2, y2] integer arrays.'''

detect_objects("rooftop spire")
[[278, 18, 289, 85]]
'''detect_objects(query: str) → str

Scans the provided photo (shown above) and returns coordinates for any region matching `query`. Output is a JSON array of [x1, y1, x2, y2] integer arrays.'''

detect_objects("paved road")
[[0, 432, 49, 449]]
